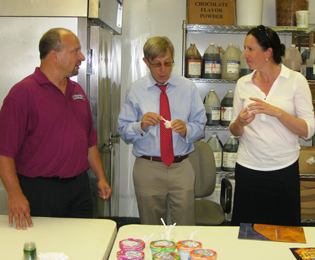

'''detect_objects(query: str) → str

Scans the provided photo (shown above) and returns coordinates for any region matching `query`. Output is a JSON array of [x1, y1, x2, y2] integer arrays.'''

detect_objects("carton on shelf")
[[186, 0, 235, 25], [299, 146, 315, 174]]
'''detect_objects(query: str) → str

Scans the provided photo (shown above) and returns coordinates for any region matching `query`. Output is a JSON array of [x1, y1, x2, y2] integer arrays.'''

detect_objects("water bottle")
[[185, 43, 202, 78], [202, 43, 221, 79], [207, 134, 223, 171], [212, 132, 223, 147], [204, 89, 221, 126], [220, 90, 234, 126], [301, 47, 310, 77], [240, 49, 253, 77], [221, 43, 240, 80], [306, 44, 315, 80], [283, 44, 302, 72], [222, 135, 238, 172], [23, 242, 37, 260], [217, 44, 225, 60]]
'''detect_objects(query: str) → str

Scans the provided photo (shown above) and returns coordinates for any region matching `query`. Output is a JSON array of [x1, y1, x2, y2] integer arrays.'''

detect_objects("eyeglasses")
[[147, 60, 174, 68], [256, 25, 271, 40]]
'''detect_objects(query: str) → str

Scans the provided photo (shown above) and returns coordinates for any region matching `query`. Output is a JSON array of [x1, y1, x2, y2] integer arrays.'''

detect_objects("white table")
[[109, 224, 315, 260], [0, 215, 117, 260]]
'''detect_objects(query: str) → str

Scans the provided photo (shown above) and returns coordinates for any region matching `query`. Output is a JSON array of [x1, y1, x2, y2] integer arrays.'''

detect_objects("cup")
[[296, 10, 310, 28]]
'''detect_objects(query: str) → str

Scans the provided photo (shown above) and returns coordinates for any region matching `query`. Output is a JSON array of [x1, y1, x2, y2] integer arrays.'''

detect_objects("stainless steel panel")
[[89, 0, 123, 35], [88, 25, 112, 217], [0, 0, 87, 17], [109, 36, 121, 217]]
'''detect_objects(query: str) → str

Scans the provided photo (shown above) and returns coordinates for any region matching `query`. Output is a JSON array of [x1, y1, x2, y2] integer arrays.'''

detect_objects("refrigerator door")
[[87, 25, 112, 217]]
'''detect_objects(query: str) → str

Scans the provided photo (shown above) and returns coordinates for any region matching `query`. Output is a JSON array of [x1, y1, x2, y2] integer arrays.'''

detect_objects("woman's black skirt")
[[231, 160, 301, 226]]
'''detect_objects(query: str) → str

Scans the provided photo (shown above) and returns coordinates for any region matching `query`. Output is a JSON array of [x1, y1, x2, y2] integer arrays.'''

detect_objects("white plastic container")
[[284, 44, 302, 72], [221, 43, 240, 80], [296, 10, 310, 28], [204, 89, 220, 126], [236, 0, 263, 26], [207, 134, 223, 171], [202, 43, 221, 79]]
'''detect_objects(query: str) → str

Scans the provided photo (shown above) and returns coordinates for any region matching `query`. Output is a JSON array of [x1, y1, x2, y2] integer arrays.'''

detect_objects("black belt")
[[141, 154, 188, 163], [35, 175, 79, 182]]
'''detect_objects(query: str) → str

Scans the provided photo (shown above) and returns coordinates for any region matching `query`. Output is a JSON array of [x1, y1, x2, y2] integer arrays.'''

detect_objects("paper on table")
[[238, 223, 306, 243], [38, 252, 71, 260]]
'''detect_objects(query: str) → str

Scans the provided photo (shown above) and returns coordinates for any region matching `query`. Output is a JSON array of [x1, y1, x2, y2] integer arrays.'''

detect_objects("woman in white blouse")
[[230, 25, 315, 226]]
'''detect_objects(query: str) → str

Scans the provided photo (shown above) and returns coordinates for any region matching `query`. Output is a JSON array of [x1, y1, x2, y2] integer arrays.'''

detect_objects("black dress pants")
[[18, 171, 93, 218]]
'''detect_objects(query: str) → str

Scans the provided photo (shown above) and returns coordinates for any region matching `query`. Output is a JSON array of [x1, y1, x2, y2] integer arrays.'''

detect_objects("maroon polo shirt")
[[0, 68, 97, 178]]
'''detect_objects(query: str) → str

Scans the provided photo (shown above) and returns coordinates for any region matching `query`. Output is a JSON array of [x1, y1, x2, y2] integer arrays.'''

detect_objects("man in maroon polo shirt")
[[0, 28, 112, 230]]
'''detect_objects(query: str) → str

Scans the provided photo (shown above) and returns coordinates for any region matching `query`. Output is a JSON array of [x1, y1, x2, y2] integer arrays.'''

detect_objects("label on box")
[[186, 0, 235, 25]]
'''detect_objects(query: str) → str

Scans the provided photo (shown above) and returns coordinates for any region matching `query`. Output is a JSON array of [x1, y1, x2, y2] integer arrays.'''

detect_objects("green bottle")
[[23, 242, 37, 260]]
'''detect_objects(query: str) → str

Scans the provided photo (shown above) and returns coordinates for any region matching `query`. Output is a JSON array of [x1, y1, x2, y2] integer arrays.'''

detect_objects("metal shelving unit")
[[182, 20, 315, 76]]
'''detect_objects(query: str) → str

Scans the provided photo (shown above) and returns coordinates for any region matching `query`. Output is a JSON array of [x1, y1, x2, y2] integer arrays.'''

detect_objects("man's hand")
[[8, 192, 33, 230], [141, 112, 161, 131], [97, 178, 112, 200]]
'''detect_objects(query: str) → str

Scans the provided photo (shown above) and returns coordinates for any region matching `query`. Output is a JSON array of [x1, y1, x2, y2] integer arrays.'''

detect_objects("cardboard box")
[[300, 179, 315, 219], [299, 146, 315, 174], [186, 0, 235, 25]]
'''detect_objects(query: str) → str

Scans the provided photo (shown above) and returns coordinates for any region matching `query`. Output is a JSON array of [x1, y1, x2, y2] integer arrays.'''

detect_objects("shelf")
[[185, 24, 315, 36], [190, 78, 315, 84], [219, 172, 315, 179], [205, 125, 229, 131]]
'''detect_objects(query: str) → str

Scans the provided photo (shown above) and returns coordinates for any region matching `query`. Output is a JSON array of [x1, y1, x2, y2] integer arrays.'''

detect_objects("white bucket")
[[236, 0, 264, 26], [296, 10, 310, 28]]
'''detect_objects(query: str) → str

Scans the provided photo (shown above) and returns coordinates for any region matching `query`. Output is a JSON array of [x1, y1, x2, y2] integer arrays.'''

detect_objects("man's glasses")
[[148, 60, 174, 68], [257, 25, 271, 40]]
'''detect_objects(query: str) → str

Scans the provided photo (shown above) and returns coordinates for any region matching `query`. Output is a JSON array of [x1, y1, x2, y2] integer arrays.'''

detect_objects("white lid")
[[291, 44, 296, 48], [228, 43, 233, 46], [210, 88, 215, 91]]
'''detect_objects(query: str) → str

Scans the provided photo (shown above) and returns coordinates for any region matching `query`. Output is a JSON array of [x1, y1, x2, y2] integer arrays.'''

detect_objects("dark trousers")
[[231, 160, 301, 226], [18, 171, 93, 218]]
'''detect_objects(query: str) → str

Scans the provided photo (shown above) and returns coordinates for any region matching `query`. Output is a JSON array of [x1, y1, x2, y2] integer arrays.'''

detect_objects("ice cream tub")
[[119, 238, 145, 251], [150, 240, 176, 256], [117, 250, 145, 260], [153, 251, 180, 260], [176, 240, 202, 260], [190, 249, 217, 260]]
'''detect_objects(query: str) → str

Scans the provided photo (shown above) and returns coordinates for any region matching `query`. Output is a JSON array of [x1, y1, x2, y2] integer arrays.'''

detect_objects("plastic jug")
[[221, 43, 240, 80], [306, 44, 315, 80], [301, 47, 310, 77], [185, 43, 202, 78], [283, 44, 302, 71], [217, 45, 225, 60], [207, 134, 223, 171], [220, 90, 234, 126], [240, 49, 253, 77], [222, 135, 238, 172], [204, 88, 221, 126], [202, 43, 221, 79], [212, 132, 223, 147]]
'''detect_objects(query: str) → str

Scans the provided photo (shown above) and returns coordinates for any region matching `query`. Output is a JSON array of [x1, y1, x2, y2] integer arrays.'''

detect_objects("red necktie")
[[157, 84, 174, 166]]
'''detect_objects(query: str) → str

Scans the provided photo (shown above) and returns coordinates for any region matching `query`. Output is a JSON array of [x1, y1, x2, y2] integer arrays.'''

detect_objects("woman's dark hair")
[[247, 25, 285, 64]]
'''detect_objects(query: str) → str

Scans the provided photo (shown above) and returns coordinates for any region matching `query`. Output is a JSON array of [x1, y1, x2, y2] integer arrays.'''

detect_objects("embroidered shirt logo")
[[72, 94, 85, 100]]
